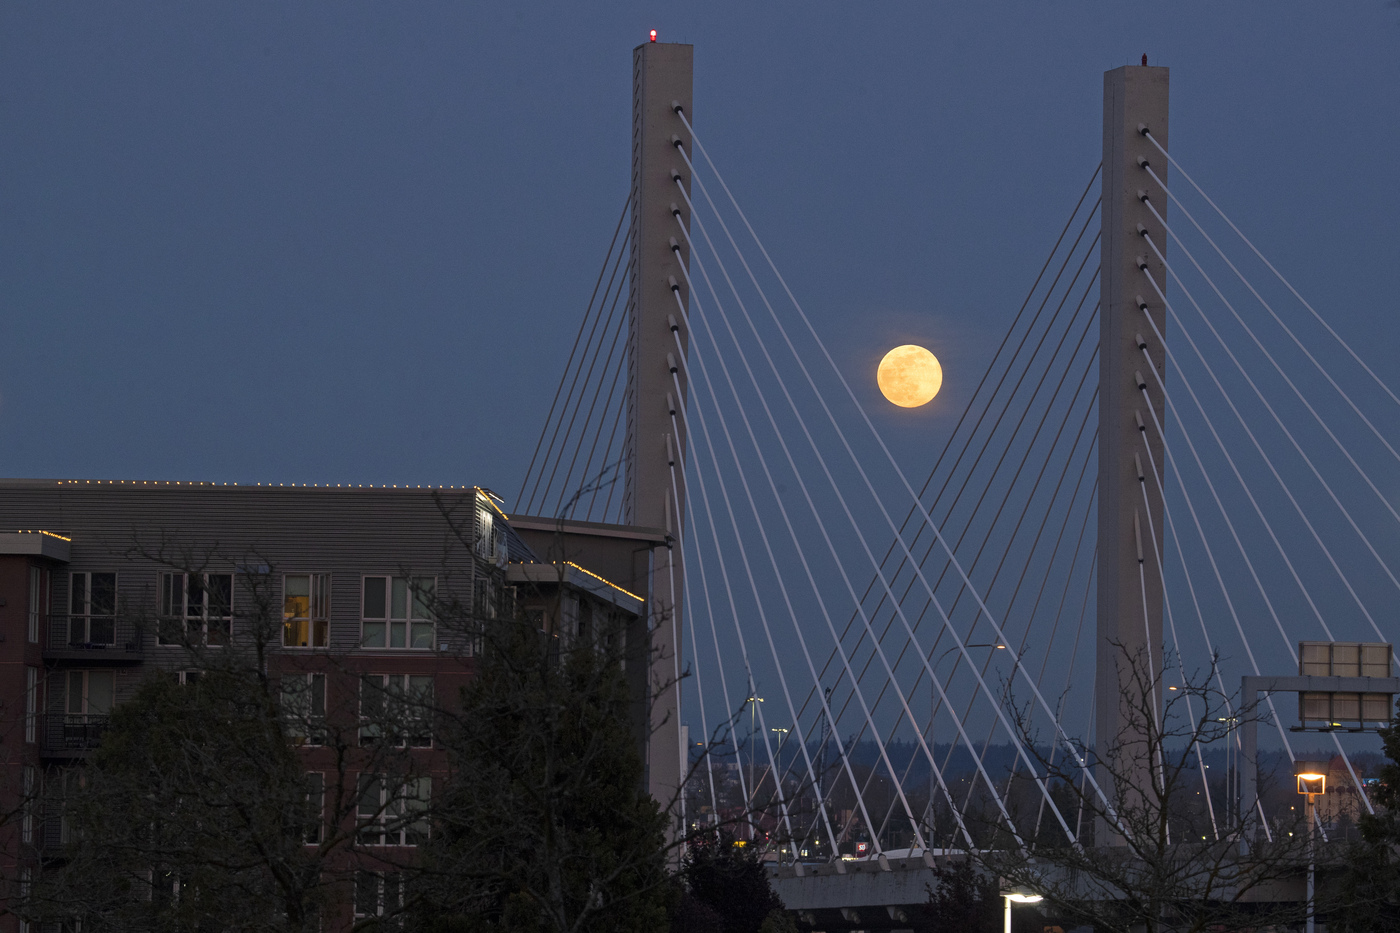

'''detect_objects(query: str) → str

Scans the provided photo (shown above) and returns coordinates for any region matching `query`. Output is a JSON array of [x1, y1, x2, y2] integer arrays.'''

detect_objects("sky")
[[4, 2, 1397, 493], [5, 3, 1400, 758]]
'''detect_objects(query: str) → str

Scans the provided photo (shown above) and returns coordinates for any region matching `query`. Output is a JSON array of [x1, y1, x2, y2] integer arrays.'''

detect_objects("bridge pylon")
[[626, 39, 692, 821], [1097, 63, 1169, 840]]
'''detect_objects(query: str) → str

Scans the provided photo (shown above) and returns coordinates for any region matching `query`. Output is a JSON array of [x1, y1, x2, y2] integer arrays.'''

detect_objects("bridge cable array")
[[523, 121, 1400, 862]]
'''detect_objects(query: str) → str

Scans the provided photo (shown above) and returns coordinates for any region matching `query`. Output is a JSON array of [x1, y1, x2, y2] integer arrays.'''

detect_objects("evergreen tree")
[[414, 610, 672, 932], [30, 669, 328, 932], [1330, 702, 1400, 932], [677, 833, 792, 933], [914, 859, 1000, 933]]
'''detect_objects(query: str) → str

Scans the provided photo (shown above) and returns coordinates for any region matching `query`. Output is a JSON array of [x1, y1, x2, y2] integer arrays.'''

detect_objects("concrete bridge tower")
[[1097, 62, 1169, 832], [626, 38, 692, 818]]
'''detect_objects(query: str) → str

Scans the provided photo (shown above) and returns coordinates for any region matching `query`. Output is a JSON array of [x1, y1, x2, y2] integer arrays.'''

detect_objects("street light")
[[1001, 891, 1043, 933], [1294, 759, 1327, 933], [746, 695, 764, 839]]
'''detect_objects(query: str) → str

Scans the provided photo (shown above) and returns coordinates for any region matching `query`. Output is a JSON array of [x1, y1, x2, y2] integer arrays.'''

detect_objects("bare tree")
[[977, 645, 1319, 933]]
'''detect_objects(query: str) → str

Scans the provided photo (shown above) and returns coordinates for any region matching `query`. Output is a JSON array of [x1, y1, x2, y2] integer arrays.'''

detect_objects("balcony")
[[44, 614, 143, 663], [41, 713, 110, 757]]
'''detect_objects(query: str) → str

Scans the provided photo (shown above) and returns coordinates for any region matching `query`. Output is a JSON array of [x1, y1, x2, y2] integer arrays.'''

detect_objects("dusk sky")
[[4, 3, 1397, 495]]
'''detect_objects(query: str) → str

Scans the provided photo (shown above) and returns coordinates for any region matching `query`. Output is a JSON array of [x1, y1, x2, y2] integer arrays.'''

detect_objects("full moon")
[[877, 345, 943, 408]]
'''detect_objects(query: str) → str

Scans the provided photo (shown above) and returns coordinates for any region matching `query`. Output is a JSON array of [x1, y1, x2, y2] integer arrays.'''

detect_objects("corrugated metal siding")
[[0, 481, 496, 677]]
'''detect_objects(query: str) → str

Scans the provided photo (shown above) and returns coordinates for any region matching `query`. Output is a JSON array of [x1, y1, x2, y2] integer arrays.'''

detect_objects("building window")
[[69, 571, 117, 647], [356, 775, 430, 846], [281, 673, 327, 745], [474, 576, 498, 622], [361, 576, 435, 649], [359, 674, 433, 747], [63, 670, 115, 750], [19, 867, 31, 929], [283, 574, 330, 648], [28, 567, 44, 643], [171, 670, 202, 686], [22, 765, 34, 845], [159, 572, 232, 646], [354, 871, 404, 927], [305, 772, 324, 844], [25, 667, 37, 744]]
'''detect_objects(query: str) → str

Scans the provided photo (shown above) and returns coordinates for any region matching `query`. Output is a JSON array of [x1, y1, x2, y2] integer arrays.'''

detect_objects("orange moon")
[[877, 345, 943, 408]]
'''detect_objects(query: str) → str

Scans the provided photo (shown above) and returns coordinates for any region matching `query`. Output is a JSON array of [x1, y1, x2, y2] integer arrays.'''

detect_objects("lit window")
[[361, 576, 435, 649], [281, 673, 327, 745], [283, 574, 330, 648], [159, 573, 233, 646], [476, 497, 508, 565], [69, 571, 117, 647]]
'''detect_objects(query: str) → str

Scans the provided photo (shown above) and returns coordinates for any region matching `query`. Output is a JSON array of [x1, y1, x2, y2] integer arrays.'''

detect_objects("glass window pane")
[[71, 573, 86, 616], [389, 620, 406, 649], [285, 619, 309, 648], [391, 578, 408, 620], [412, 577, 435, 619], [362, 621, 386, 648], [358, 774, 382, 818], [162, 573, 184, 618], [383, 873, 402, 914], [187, 575, 205, 618], [285, 575, 311, 618], [207, 575, 232, 618], [411, 621, 434, 650], [91, 573, 116, 616], [354, 872, 378, 918], [67, 673, 82, 715], [360, 676, 385, 719], [312, 574, 330, 620], [363, 578, 386, 619], [87, 672, 115, 715], [313, 618, 328, 648]]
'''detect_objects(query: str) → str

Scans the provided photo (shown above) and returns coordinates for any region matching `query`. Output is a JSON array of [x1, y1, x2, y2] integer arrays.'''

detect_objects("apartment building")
[[0, 478, 657, 930]]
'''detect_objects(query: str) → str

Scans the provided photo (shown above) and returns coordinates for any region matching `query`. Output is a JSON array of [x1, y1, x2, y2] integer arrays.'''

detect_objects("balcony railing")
[[45, 614, 142, 656], [41, 713, 110, 754]]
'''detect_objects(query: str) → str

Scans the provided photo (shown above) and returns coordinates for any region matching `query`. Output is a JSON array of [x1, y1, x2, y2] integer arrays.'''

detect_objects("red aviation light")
[[649, 29, 657, 42]]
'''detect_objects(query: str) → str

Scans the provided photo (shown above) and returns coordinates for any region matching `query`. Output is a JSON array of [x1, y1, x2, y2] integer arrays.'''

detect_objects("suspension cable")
[[518, 195, 630, 509], [672, 179, 1050, 847], [1142, 131, 1400, 415], [674, 115, 1117, 821], [1138, 255, 1375, 816], [668, 290, 858, 859], [1138, 206, 1400, 620], [673, 219, 964, 851]]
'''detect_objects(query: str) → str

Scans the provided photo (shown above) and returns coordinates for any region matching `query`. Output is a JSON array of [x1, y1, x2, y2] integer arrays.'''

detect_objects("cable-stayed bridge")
[[514, 43, 1399, 925]]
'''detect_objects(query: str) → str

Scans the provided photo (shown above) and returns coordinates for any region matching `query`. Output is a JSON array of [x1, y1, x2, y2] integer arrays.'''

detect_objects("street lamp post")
[[1294, 760, 1327, 933], [747, 695, 763, 840], [1002, 892, 1043, 933]]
